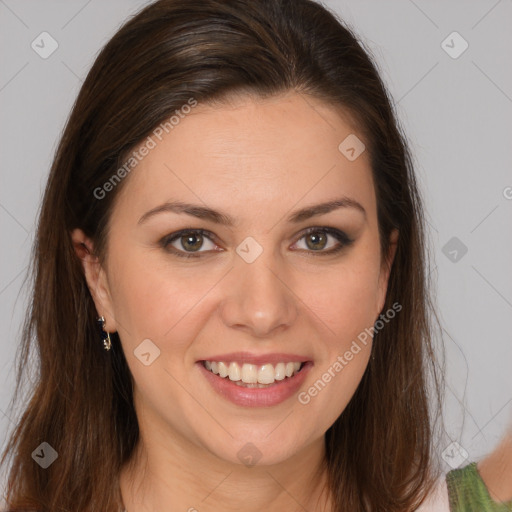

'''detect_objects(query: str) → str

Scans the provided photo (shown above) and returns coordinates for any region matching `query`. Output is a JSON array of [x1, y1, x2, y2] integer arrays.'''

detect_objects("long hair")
[[1, 0, 444, 510]]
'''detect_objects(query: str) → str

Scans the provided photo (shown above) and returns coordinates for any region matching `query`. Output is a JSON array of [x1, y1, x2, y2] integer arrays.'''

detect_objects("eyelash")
[[159, 227, 354, 259]]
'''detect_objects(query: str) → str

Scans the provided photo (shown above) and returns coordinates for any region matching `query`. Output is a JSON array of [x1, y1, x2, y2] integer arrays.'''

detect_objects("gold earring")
[[97, 316, 112, 351]]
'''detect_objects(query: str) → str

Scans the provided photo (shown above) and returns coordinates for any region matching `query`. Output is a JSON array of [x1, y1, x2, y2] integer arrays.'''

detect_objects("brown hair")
[[1, 0, 444, 510]]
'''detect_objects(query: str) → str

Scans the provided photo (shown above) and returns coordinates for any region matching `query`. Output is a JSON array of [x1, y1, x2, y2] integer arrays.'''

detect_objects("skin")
[[72, 91, 398, 512], [478, 429, 512, 503]]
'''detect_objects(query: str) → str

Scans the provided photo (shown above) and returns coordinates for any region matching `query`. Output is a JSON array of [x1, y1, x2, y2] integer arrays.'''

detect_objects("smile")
[[197, 359, 313, 407], [203, 360, 304, 387]]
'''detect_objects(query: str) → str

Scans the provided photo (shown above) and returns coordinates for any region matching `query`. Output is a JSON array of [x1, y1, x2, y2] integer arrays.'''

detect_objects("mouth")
[[197, 358, 313, 407], [200, 359, 309, 388]]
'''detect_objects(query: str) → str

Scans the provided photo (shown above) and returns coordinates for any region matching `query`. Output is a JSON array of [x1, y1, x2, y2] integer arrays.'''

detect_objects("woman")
[[0, 0, 509, 510]]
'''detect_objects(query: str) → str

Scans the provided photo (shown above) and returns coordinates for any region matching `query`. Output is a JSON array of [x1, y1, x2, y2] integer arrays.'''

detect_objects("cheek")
[[109, 237, 382, 359], [107, 250, 216, 349], [296, 259, 382, 343], [297, 265, 377, 421]]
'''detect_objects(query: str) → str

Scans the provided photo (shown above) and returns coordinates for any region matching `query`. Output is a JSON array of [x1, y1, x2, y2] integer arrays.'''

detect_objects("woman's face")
[[75, 91, 397, 467]]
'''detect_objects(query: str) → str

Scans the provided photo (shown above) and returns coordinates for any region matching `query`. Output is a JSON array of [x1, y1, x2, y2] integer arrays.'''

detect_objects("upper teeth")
[[204, 361, 302, 384]]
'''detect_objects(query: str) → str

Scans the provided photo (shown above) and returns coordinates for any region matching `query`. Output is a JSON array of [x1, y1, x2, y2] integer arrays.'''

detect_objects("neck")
[[119, 422, 332, 512]]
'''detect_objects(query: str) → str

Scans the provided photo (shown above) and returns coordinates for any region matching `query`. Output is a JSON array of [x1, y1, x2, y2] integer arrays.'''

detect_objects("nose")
[[218, 244, 298, 338]]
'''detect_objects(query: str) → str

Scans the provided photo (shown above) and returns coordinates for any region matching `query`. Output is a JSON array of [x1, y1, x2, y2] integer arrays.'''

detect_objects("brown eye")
[[179, 232, 204, 252], [304, 231, 328, 251], [293, 227, 354, 255], [161, 229, 218, 258], [161, 226, 353, 260]]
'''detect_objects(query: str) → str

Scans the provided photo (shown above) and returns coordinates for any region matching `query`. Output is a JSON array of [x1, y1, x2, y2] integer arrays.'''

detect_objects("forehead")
[[112, 91, 376, 225]]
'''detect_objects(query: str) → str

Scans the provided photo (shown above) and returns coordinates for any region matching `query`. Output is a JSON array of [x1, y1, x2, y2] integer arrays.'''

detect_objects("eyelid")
[[294, 226, 354, 248], [160, 226, 354, 258], [161, 228, 220, 256]]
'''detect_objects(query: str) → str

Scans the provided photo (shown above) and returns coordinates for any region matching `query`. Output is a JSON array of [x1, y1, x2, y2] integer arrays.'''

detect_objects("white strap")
[[415, 476, 450, 511]]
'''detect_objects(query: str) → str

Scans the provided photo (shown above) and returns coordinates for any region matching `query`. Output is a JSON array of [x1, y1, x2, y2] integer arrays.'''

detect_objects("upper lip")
[[198, 351, 311, 366]]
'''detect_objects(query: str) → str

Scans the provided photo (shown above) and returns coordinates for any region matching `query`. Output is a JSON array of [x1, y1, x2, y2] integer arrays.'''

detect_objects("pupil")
[[306, 232, 326, 250], [180, 232, 328, 252], [182, 233, 202, 251]]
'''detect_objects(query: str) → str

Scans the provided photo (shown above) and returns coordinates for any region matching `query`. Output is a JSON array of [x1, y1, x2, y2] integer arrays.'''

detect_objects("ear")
[[376, 228, 399, 316], [71, 228, 117, 333]]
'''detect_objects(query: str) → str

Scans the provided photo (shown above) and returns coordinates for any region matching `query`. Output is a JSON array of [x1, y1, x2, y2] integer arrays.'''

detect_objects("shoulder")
[[415, 461, 512, 512], [415, 476, 450, 511], [446, 461, 512, 511]]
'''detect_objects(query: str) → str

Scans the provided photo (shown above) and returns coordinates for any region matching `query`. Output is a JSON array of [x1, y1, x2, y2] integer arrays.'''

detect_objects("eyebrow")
[[137, 197, 366, 226]]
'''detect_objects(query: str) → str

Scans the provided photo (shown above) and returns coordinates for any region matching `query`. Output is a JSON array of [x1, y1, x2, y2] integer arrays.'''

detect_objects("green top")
[[447, 462, 512, 511]]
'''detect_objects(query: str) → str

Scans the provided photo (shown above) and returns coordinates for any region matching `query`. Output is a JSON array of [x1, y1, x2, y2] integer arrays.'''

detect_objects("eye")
[[160, 226, 353, 259], [161, 229, 219, 258], [291, 227, 353, 255]]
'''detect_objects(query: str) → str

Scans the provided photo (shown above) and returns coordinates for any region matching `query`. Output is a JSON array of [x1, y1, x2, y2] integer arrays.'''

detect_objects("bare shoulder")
[[415, 477, 450, 512], [477, 430, 512, 503]]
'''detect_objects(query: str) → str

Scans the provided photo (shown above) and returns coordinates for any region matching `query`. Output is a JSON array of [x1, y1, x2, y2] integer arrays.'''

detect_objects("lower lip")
[[197, 361, 313, 407]]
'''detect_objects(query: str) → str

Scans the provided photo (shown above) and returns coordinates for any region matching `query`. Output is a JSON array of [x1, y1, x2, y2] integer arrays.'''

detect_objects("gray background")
[[1, 0, 511, 494]]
